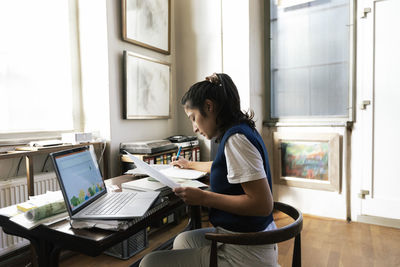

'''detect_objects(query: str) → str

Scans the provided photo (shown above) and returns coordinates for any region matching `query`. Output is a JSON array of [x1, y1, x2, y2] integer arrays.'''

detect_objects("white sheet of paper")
[[9, 212, 68, 230], [172, 178, 207, 188], [160, 167, 206, 180], [125, 164, 206, 180], [124, 151, 180, 189]]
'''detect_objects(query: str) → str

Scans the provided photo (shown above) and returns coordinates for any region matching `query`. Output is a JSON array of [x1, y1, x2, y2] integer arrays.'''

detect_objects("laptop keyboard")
[[85, 192, 137, 215]]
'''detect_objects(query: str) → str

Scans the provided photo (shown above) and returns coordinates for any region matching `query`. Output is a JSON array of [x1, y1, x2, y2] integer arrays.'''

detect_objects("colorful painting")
[[273, 132, 340, 192], [281, 141, 329, 180]]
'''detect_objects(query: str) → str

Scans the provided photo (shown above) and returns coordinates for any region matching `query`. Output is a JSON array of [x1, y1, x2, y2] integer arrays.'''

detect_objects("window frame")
[[264, 0, 356, 127]]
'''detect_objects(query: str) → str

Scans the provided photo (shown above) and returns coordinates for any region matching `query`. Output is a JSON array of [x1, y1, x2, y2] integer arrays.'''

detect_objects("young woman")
[[139, 73, 278, 267]]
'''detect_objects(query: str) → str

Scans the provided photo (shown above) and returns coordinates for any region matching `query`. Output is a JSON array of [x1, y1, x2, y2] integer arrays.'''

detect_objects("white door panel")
[[360, 0, 400, 219]]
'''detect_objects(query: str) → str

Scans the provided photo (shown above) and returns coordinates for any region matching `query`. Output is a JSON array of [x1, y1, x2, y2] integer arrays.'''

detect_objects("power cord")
[[15, 157, 23, 176], [41, 154, 50, 172], [98, 140, 107, 165]]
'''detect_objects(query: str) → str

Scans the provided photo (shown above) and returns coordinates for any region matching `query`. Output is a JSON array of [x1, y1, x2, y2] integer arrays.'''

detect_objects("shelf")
[[0, 142, 104, 159], [0, 142, 107, 196]]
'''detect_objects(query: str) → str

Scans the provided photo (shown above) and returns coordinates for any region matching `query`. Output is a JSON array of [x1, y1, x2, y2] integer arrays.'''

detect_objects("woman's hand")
[[171, 159, 213, 173], [173, 187, 206, 206], [170, 157, 190, 169]]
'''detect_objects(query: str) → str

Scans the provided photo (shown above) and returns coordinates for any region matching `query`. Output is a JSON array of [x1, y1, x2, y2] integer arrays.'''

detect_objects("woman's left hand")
[[173, 187, 205, 206]]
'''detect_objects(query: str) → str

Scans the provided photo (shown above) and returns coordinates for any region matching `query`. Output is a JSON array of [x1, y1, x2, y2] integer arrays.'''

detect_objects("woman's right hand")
[[170, 157, 190, 169]]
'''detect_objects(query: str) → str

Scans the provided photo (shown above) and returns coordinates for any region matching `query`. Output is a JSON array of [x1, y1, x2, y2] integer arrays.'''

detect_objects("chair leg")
[[292, 233, 301, 267], [209, 240, 218, 267]]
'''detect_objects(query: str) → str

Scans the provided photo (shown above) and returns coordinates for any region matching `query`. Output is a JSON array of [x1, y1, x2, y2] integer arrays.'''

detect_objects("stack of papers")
[[123, 152, 208, 191], [122, 177, 207, 193]]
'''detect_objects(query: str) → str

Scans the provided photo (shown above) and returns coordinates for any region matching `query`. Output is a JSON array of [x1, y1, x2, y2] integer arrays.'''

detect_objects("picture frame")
[[273, 132, 340, 192], [123, 51, 171, 119], [122, 0, 171, 55]]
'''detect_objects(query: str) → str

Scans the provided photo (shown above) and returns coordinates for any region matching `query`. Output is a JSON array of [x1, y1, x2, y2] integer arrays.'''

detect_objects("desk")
[[0, 175, 202, 267]]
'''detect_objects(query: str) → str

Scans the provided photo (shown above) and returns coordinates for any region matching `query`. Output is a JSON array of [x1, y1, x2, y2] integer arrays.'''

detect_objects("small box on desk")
[[104, 228, 148, 260]]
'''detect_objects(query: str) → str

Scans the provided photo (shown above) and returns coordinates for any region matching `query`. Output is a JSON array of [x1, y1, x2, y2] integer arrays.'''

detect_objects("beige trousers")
[[139, 224, 278, 267]]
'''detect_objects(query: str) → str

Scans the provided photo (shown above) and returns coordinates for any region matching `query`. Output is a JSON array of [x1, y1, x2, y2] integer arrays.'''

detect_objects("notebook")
[[50, 146, 159, 220]]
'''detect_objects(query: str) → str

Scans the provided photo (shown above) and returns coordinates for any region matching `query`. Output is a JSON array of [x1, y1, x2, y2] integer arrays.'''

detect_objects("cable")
[[41, 154, 50, 172], [98, 140, 107, 165], [15, 157, 23, 176]]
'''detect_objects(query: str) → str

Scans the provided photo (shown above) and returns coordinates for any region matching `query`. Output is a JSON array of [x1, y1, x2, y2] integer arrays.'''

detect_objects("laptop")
[[50, 146, 160, 220]]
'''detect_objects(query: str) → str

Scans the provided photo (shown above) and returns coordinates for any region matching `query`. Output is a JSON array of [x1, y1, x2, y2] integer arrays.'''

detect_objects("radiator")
[[0, 172, 60, 257]]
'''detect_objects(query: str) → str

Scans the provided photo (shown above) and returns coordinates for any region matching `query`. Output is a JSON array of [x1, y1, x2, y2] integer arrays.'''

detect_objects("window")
[[0, 0, 82, 138], [269, 0, 352, 121]]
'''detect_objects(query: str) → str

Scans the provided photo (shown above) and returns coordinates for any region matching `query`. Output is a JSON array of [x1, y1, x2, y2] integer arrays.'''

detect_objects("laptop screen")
[[52, 146, 105, 212]]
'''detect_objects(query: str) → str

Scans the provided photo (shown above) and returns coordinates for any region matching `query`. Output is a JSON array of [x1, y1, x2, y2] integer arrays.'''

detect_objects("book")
[[17, 202, 37, 212]]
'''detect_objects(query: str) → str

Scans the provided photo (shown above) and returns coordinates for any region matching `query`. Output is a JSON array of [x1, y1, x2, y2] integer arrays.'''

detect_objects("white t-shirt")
[[224, 133, 267, 184], [221, 134, 278, 266]]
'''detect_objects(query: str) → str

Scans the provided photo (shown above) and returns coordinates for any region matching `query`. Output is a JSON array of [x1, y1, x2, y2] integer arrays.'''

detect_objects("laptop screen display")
[[53, 147, 105, 211]]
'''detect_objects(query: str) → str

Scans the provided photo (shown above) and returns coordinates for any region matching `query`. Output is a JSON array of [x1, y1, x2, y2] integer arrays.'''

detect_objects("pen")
[[176, 146, 182, 160]]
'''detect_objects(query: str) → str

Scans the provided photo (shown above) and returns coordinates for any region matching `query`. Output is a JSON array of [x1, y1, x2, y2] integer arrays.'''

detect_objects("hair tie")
[[205, 73, 222, 86]]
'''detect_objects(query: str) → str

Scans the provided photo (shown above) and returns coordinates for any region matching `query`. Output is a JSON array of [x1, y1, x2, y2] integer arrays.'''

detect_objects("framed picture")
[[122, 0, 170, 55], [124, 51, 171, 119], [273, 132, 340, 191]]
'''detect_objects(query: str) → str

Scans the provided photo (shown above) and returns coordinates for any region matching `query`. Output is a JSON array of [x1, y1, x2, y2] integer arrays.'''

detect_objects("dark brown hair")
[[181, 73, 255, 140]]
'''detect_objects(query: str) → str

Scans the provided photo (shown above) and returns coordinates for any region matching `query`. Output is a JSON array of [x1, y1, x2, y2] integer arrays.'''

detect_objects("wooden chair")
[[205, 201, 303, 267]]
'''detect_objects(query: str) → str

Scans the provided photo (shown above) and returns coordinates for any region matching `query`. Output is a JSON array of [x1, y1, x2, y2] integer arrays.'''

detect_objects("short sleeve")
[[224, 133, 266, 184]]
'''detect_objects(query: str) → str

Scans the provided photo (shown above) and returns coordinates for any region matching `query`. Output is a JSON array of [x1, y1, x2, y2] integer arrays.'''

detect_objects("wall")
[[105, 0, 178, 177], [174, 0, 266, 162], [174, 0, 223, 160]]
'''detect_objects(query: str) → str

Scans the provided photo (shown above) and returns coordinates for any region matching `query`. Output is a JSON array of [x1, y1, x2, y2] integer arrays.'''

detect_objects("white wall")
[[221, 0, 265, 133], [174, 0, 265, 159], [79, 0, 110, 141], [174, 0, 223, 160], [105, 0, 178, 176]]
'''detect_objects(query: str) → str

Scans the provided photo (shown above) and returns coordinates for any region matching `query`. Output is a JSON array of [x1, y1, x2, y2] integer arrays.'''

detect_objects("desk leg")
[[189, 205, 202, 229], [30, 238, 61, 267], [25, 155, 34, 197]]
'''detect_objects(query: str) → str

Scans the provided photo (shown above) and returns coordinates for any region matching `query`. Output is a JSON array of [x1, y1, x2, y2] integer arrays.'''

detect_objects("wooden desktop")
[[0, 175, 202, 267]]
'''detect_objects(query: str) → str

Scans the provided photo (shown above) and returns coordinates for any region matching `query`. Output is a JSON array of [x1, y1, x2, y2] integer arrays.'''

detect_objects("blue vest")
[[209, 123, 273, 232]]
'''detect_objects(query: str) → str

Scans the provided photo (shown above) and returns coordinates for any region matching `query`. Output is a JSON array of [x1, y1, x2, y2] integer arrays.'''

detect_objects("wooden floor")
[[275, 213, 400, 267], [58, 213, 400, 267]]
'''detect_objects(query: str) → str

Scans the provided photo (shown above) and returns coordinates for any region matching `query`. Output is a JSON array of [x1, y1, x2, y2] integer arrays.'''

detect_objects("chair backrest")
[[205, 201, 303, 267]]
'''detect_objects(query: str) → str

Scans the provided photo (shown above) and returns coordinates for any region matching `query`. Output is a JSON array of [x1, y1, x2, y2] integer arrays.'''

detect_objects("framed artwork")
[[273, 132, 340, 191], [124, 51, 171, 119], [122, 0, 171, 55]]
